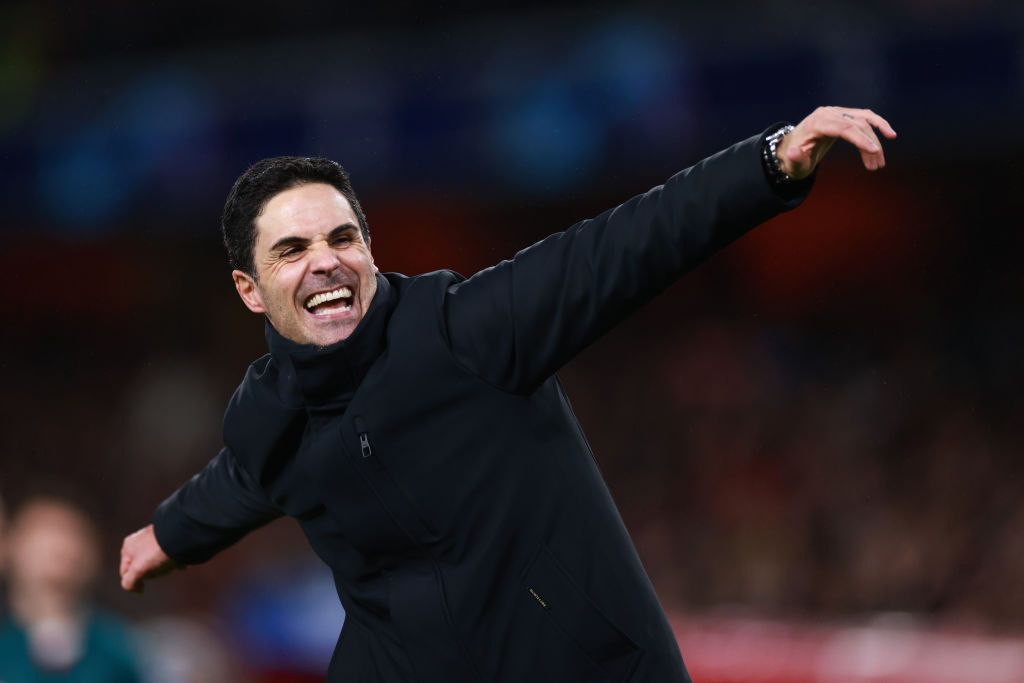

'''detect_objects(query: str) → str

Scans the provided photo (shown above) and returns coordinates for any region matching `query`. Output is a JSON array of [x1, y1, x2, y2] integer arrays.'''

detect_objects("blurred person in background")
[[0, 495, 6, 614], [0, 496, 143, 683], [119, 106, 895, 682]]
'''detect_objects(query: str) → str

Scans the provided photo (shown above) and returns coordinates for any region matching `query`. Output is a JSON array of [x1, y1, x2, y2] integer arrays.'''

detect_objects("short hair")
[[221, 156, 370, 277]]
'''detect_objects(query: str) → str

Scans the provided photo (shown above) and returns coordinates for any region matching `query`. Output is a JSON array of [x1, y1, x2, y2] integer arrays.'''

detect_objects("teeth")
[[305, 286, 353, 310], [311, 300, 352, 316]]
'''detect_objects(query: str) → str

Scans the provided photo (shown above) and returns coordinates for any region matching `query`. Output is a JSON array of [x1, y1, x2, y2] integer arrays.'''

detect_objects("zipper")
[[354, 416, 385, 471], [343, 414, 481, 679]]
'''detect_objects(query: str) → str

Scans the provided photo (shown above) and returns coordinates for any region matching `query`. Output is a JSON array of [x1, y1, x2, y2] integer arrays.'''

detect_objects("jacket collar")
[[264, 272, 394, 407]]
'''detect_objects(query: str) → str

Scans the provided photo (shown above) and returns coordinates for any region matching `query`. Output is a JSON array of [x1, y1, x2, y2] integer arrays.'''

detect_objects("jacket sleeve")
[[443, 124, 814, 394], [151, 447, 282, 565]]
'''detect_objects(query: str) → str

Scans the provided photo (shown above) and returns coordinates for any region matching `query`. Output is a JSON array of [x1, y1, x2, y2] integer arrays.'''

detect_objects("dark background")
[[2, 1, 1022, 680]]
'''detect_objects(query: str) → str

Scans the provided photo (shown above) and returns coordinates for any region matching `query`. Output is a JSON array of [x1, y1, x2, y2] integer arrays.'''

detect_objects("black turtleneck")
[[263, 272, 396, 410]]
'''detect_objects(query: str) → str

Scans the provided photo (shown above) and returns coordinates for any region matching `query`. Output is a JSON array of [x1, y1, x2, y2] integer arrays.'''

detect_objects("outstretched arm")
[[444, 107, 895, 395], [120, 447, 282, 593]]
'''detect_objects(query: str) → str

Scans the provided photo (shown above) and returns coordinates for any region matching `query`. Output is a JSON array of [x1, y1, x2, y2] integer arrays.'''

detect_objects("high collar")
[[265, 272, 395, 408]]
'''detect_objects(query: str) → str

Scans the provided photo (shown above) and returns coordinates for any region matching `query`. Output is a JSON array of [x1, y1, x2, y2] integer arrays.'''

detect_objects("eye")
[[280, 246, 303, 258], [331, 235, 352, 246]]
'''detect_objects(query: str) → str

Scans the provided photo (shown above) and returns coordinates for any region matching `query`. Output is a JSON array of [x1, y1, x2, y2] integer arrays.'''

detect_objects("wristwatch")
[[762, 124, 796, 186]]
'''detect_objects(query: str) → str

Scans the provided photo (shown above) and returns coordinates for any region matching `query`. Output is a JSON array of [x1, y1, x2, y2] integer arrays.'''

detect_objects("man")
[[121, 106, 895, 682], [2, 497, 143, 683]]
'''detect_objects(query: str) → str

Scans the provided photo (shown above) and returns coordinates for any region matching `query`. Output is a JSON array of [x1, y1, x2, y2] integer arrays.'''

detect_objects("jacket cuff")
[[152, 493, 214, 566], [759, 121, 816, 207]]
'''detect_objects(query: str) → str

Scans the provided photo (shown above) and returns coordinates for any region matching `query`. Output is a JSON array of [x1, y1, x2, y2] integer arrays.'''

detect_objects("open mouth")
[[304, 285, 355, 317]]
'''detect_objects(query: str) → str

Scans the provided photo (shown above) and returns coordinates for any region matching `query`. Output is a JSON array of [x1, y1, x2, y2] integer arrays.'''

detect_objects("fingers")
[[849, 118, 884, 170], [814, 119, 880, 169], [838, 113, 883, 168], [852, 108, 897, 139], [119, 544, 130, 581], [815, 108, 888, 171], [120, 534, 145, 593], [119, 527, 180, 594], [120, 564, 144, 593]]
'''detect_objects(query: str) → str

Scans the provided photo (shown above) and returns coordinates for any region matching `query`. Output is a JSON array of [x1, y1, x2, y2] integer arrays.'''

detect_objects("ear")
[[232, 270, 266, 314]]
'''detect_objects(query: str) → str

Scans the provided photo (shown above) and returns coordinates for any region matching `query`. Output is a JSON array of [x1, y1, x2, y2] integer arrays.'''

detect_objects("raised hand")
[[120, 524, 180, 593], [776, 106, 897, 179]]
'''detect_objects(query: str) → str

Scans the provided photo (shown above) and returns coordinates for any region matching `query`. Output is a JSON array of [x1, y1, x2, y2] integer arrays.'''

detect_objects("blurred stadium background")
[[1, 1, 1023, 681]]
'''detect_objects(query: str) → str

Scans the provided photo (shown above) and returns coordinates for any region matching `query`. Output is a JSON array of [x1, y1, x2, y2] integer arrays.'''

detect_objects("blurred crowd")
[[574, 315, 1024, 628]]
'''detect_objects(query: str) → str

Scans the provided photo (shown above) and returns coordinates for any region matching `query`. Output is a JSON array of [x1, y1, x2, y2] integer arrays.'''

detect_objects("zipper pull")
[[353, 416, 383, 469], [354, 416, 373, 458]]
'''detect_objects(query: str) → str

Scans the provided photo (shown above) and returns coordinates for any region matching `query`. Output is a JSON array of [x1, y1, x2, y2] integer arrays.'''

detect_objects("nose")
[[308, 240, 341, 276]]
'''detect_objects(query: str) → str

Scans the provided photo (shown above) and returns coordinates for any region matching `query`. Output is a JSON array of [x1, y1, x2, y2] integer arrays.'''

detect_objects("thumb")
[[785, 143, 805, 162], [121, 565, 144, 593]]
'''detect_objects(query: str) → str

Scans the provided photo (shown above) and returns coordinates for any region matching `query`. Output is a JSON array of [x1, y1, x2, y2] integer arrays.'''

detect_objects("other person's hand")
[[120, 524, 179, 593], [776, 106, 897, 179]]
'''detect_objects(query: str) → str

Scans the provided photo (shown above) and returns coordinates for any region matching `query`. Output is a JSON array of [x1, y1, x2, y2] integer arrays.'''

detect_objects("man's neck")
[[264, 272, 395, 407]]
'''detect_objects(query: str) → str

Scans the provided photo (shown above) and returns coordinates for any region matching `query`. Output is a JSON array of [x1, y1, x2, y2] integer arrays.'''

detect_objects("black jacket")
[[152, 126, 812, 683]]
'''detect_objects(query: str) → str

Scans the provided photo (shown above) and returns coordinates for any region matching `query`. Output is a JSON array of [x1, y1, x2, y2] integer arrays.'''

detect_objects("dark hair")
[[222, 156, 370, 277]]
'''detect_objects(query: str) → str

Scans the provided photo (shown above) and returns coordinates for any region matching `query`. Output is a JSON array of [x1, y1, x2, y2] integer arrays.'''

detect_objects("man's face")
[[233, 183, 378, 347]]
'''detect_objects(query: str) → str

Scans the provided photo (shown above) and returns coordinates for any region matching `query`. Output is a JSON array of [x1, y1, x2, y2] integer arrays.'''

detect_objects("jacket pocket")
[[349, 415, 441, 543], [521, 544, 641, 681]]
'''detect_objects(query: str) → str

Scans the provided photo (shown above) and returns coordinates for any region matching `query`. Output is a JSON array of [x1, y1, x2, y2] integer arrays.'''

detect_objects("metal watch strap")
[[762, 124, 796, 185]]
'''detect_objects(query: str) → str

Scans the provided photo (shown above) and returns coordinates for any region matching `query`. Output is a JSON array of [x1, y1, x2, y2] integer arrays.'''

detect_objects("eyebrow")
[[268, 223, 359, 254]]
